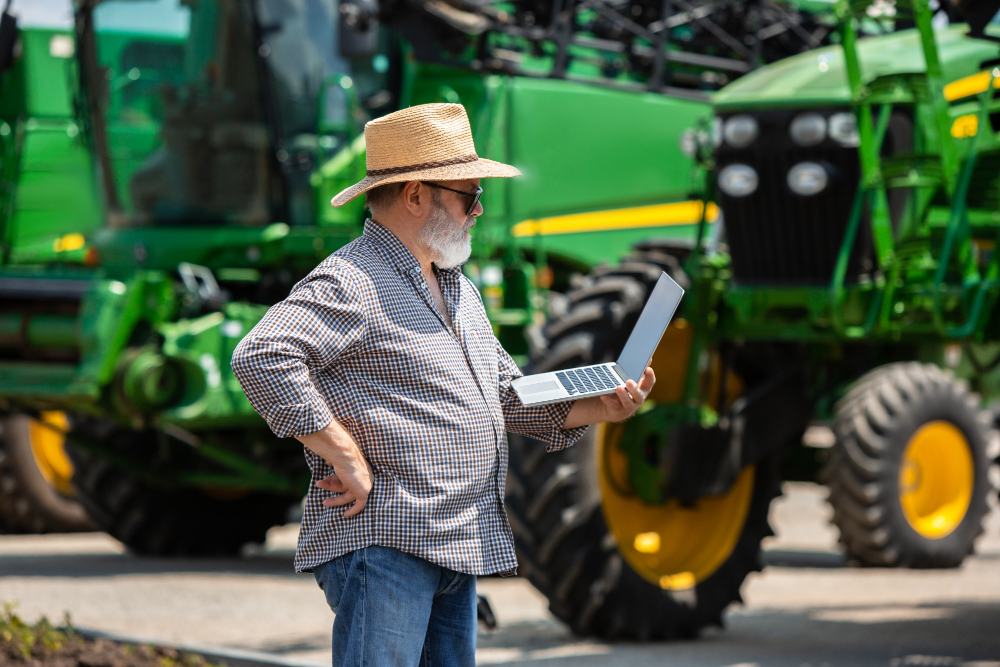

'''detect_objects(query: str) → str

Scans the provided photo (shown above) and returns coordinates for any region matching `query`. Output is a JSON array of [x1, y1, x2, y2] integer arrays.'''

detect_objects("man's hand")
[[562, 366, 655, 429], [297, 420, 375, 518], [599, 367, 655, 422], [315, 460, 374, 517]]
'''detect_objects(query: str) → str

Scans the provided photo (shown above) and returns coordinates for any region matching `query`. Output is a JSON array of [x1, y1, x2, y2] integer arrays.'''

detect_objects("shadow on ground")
[[0, 553, 297, 578], [761, 549, 846, 568], [1, 547, 849, 579]]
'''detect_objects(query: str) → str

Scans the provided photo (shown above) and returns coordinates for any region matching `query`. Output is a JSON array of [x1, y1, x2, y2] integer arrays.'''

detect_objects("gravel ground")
[[2, 482, 999, 666]]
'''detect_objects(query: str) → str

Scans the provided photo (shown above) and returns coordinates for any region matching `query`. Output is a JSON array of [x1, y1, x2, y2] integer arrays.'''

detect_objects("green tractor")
[[0, 0, 826, 545], [508, 0, 1000, 641]]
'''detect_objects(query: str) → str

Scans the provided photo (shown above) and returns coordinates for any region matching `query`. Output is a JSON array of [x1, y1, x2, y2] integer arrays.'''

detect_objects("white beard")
[[419, 195, 473, 269]]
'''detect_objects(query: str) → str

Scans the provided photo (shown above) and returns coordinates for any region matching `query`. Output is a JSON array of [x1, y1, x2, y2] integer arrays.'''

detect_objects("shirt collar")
[[364, 219, 422, 275], [364, 218, 465, 280]]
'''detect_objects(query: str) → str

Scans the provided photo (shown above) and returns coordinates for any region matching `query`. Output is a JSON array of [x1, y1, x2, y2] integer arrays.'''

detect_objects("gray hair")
[[364, 182, 406, 216]]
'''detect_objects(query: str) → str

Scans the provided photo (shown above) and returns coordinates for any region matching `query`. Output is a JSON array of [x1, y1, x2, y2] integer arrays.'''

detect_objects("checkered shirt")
[[231, 220, 588, 576]]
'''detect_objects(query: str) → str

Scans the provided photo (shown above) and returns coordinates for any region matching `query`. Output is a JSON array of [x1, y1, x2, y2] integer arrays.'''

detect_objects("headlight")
[[789, 113, 827, 146], [718, 164, 759, 198], [679, 129, 698, 157], [787, 162, 828, 196], [828, 112, 860, 147], [724, 115, 758, 148]]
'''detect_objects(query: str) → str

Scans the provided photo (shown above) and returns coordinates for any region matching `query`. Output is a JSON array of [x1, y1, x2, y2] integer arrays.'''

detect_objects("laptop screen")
[[616, 272, 685, 382]]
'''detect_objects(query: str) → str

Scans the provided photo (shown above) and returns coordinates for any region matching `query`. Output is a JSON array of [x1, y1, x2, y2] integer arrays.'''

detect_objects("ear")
[[400, 181, 428, 219]]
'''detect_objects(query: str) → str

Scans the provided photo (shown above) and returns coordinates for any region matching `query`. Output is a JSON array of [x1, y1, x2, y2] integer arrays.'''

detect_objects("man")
[[231, 103, 655, 667]]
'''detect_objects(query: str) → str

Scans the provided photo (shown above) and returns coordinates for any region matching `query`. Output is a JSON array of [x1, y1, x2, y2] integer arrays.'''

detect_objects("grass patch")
[[0, 602, 225, 667]]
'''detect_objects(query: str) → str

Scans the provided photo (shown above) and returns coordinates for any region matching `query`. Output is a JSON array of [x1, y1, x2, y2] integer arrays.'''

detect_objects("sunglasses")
[[421, 181, 483, 216]]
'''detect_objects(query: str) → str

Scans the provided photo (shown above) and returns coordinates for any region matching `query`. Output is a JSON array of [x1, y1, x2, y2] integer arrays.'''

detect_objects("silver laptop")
[[513, 272, 685, 406]]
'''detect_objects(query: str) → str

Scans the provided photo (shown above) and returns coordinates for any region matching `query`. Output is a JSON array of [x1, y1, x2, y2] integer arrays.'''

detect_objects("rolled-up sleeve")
[[497, 341, 589, 452], [231, 261, 366, 438]]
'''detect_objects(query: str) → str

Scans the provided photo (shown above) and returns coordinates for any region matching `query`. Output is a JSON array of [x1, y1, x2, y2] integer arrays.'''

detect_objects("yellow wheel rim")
[[27, 411, 76, 496], [595, 318, 753, 590], [598, 422, 755, 589], [898, 420, 974, 539]]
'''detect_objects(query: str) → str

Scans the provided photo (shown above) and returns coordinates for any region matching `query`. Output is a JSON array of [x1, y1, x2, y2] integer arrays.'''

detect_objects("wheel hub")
[[898, 420, 974, 539]]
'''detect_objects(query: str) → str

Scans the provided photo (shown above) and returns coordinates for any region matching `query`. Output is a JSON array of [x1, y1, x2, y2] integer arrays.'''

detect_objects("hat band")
[[367, 154, 478, 177]]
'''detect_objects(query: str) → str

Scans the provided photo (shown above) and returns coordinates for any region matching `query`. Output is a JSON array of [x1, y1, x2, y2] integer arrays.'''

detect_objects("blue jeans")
[[313, 546, 477, 667]]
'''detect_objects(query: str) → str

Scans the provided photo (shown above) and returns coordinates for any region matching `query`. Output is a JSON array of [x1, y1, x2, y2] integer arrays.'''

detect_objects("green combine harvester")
[[0, 0, 996, 643]]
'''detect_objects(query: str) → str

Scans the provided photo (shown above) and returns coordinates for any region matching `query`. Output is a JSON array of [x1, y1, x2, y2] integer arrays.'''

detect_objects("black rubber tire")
[[67, 433, 293, 556], [0, 415, 95, 533], [529, 242, 690, 363], [823, 362, 992, 568], [507, 242, 780, 640]]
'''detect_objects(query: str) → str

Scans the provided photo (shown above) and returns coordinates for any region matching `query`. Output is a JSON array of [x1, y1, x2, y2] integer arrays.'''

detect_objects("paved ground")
[[2, 482, 999, 666]]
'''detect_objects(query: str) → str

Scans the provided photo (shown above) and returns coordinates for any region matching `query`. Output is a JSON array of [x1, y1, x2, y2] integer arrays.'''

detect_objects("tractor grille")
[[716, 110, 871, 285]]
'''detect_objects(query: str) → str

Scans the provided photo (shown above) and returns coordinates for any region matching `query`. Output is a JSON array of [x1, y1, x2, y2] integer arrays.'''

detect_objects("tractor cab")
[[75, 0, 396, 230]]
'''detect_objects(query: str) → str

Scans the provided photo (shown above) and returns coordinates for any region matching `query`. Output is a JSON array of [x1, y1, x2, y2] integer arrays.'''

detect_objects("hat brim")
[[330, 158, 522, 208]]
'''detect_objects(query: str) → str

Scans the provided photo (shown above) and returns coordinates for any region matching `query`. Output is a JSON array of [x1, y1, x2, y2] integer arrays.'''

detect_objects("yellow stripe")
[[52, 233, 85, 253], [511, 200, 719, 238], [944, 70, 993, 102]]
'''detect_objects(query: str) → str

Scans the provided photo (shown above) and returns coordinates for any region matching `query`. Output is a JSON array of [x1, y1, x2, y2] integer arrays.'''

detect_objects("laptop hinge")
[[611, 364, 630, 383]]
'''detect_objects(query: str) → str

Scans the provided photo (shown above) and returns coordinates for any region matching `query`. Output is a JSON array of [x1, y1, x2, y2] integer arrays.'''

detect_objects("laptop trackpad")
[[520, 380, 559, 395]]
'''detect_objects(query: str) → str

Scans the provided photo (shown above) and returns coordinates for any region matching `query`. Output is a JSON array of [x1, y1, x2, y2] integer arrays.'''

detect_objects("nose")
[[471, 200, 483, 217]]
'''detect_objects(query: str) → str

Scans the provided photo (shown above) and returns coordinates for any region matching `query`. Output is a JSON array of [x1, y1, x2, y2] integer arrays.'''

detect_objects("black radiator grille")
[[716, 110, 870, 285]]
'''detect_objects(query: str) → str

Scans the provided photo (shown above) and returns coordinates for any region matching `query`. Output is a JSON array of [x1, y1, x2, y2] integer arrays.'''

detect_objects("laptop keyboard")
[[556, 366, 621, 396]]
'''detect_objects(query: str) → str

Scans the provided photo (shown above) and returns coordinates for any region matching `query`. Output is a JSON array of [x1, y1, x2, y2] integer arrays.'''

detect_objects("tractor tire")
[[508, 243, 780, 640], [823, 362, 992, 568], [0, 414, 95, 533], [529, 241, 690, 368], [67, 436, 293, 556]]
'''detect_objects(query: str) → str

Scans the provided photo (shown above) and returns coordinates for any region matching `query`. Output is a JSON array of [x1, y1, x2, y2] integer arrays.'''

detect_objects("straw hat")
[[330, 103, 521, 207]]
